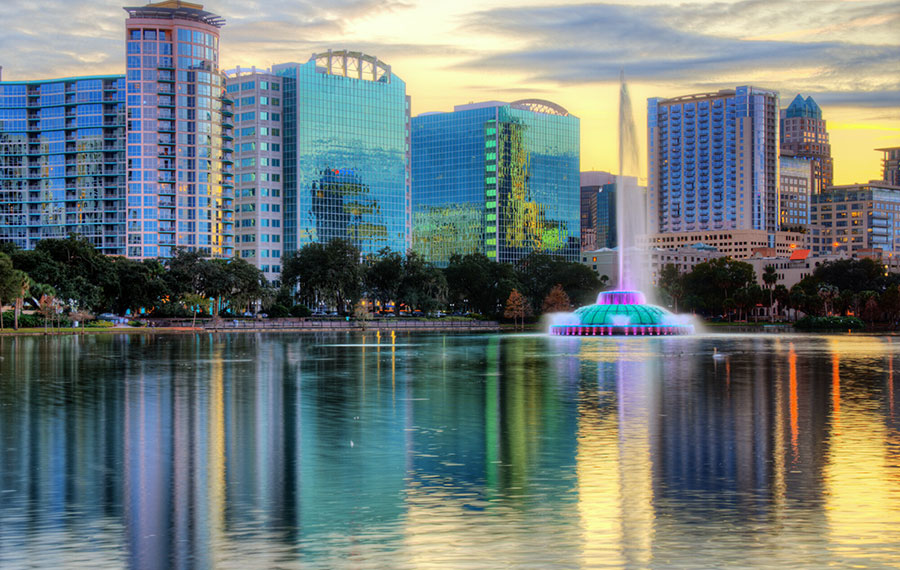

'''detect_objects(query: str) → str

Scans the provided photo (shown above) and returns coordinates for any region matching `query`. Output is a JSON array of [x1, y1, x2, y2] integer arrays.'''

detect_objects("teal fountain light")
[[549, 290, 694, 336]]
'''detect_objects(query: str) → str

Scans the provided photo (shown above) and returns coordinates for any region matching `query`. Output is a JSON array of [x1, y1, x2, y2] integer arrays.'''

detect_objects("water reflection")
[[0, 333, 898, 568]]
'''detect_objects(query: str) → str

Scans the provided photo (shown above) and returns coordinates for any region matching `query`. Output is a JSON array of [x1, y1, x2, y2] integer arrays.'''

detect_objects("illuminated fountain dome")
[[549, 290, 693, 336]]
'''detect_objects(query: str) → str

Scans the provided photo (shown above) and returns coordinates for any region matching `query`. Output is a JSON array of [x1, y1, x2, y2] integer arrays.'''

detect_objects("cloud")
[[456, 1, 900, 107], [0, 0, 418, 79]]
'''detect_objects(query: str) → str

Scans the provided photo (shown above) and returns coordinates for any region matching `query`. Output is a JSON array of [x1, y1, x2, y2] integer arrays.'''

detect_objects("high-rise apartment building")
[[810, 182, 900, 256], [0, 75, 127, 253], [647, 86, 780, 234], [123, 1, 233, 260], [272, 51, 411, 257], [779, 152, 813, 230], [224, 68, 284, 279], [412, 100, 580, 265], [879, 147, 900, 187], [780, 94, 832, 194]]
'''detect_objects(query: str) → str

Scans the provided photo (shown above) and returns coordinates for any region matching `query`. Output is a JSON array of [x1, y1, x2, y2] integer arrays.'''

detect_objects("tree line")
[[657, 256, 900, 324], [0, 236, 603, 328]]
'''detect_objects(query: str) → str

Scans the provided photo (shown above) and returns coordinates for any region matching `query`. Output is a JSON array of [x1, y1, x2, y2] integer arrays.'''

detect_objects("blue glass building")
[[648, 86, 779, 234], [412, 100, 580, 265], [273, 51, 410, 257], [0, 75, 127, 254]]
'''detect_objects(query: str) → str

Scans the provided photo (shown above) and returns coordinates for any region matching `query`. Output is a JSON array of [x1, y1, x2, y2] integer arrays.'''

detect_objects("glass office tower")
[[0, 75, 127, 254], [648, 86, 779, 234], [780, 94, 832, 194], [273, 51, 411, 257], [124, 1, 234, 259], [412, 100, 580, 265]]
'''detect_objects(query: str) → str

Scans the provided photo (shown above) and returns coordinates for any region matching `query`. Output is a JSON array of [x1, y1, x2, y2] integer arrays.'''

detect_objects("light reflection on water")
[[0, 332, 898, 568]]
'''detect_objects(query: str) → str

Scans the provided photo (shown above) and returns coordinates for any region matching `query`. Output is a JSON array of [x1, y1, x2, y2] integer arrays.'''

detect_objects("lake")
[[1, 332, 898, 569]]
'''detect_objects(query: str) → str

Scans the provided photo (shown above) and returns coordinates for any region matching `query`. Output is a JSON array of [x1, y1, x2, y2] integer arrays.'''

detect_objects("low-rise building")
[[810, 181, 900, 256], [640, 229, 806, 259]]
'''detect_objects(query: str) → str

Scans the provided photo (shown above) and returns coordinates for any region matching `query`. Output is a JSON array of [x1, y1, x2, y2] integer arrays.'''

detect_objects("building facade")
[[780, 94, 832, 194], [224, 68, 284, 280], [412, 100, 580, 265], [123, 1, 234, 260], [579, 171, 615, 250], [779, 153, 813, 230], [879, 147, 900, 187], [640, 229, 806, 259], [0, 75, 127, 254], [810, 182, 900, 256], [647, 86, 780, 235], [273, 51, 411, 258]]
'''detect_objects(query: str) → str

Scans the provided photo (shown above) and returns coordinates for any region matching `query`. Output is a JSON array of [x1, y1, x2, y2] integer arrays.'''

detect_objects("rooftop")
[[124, 1, 225, 28]]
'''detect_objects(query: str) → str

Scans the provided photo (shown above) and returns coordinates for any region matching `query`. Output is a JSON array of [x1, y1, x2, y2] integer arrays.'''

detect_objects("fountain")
[[550, 73, 694, 336]]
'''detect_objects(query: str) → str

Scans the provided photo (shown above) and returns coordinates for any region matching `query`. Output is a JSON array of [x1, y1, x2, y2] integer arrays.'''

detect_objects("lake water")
[[1, 332, 898, 569]]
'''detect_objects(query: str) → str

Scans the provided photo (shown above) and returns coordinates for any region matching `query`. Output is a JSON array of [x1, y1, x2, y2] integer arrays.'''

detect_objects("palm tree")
[[762, 265, 778, 322], [12, 273, 31, 330]]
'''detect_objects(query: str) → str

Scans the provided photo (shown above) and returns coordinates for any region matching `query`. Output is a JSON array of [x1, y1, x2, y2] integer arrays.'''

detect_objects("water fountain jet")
[[550, 73, 694, 336]]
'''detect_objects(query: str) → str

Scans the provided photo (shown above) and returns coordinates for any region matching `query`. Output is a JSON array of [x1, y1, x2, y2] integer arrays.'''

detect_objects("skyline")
[[2, 0, 898, 185]]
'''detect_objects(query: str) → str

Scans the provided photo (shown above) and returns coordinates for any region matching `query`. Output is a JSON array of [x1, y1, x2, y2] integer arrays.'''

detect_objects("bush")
[[290, 305, 311, 318], [2, 311, 44, 329], [794, 315, 865, 331], [128, 320, 144, 327], [86, 320, 115, 328], [267, 304, 290, 318]]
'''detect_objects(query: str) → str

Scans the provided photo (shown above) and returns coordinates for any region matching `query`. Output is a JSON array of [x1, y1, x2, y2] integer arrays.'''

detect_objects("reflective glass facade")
[[0, 76, 127, 254], [274, 51, 411, 257], [412, 101, 580, 265], [648, 86, 779, 234], [124, 2, 234, 259], [780, 94, 832, 193]]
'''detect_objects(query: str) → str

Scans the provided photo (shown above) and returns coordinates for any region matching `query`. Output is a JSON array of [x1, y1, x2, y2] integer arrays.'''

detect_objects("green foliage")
[[445, 253, 519, 317], [86, 320, 115, 328], [514, 252, 601, 312], [794, 315, 865, 331], [282, 239, 363, 315], [682, 257, 756, 317], [267, 304, 290, 318], [128, 320, 145, 327], [2, 311, 43, 328], [289, 304, 311, 318]]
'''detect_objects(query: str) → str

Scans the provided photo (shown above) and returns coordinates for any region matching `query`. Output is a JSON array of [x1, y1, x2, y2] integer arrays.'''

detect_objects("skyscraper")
[[123, 1, 233, 260], [224, 68, 284, 280], [273, 51, 411, 257], [780, 94, 833, 194], [647, 86, 780, 234], [412, 100, 580, 265], [579, 171, 615, 250], [0, 75, 127, 254]]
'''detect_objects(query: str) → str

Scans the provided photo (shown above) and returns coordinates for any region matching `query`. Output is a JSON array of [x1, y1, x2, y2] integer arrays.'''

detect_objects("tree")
[[12, 271, 30, 330], [657, 263, 685, 312], [762, 265, 778, 322], [503, 289, 530, 330], [542, 284, 572, 314], [0, 253, 17, 332], [182, 292, 209, 328], [282, 239, 363, 315], [365, 248, 403, 314], [398, 251, 447, 315], [773, 284, 790, 321], [445, 253, 520, 317]]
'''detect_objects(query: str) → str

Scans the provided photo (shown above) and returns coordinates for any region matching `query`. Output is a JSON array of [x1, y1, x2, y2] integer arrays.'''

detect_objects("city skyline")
[[2, 0, 897, 187]]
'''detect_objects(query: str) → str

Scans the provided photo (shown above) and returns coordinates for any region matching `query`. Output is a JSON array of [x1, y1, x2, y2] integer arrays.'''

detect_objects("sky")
[[2, 0, 898, 184]]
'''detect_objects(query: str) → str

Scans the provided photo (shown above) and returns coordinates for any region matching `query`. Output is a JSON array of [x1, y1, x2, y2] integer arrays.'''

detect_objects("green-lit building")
[[411, 100, 580, 265]]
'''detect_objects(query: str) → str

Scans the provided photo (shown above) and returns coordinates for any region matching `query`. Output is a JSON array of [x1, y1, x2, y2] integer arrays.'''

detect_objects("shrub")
[[128, 320, 144, 327], [267, 304, 290, 318], [290, 305, 312, 318], [794, 315, 865, 331], [86, 320, 115, 328]]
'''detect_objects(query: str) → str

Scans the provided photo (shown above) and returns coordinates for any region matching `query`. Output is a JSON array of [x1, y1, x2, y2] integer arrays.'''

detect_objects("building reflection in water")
[[1, 332, 899, 567]]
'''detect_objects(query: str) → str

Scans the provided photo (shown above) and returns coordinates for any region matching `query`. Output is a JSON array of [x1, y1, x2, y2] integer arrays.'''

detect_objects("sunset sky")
[[3, 0, 898, 184]]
